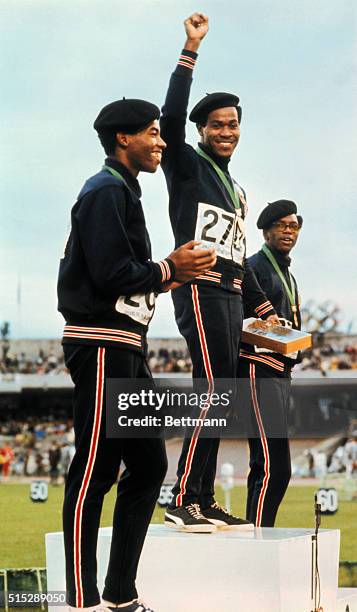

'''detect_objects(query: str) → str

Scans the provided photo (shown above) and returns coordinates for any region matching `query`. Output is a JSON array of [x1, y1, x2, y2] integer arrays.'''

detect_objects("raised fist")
[[184, 13, 209, 51]]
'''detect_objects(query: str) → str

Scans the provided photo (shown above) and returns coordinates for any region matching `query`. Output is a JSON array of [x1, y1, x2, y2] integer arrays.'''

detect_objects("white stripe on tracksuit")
[[175, 285, 214, 507], [249, 363, 270, 527]]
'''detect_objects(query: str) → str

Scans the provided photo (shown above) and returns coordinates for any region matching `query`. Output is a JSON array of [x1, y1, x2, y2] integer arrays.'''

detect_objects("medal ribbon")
[[102, 164, 128, 187], [196, 147, 241, 210], [261, 243, 298, 325]]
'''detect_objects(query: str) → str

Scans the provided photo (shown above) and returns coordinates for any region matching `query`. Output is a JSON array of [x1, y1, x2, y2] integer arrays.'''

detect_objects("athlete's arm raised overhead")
[[160, 13, 209, 152]]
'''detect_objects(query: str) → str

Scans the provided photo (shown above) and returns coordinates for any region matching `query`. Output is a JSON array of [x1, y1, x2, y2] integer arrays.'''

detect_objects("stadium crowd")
[[0, 418, 75, 483], [0, 350, 67, 375], [298, 343, 357, 374], [1, 347, 193, 375], [147, 348, 192, 373], [301, 436, 357, 478], [1, 343, 357, 376]]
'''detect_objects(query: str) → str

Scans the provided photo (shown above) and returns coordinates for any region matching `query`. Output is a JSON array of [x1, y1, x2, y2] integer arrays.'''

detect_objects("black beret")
[[257, 200, 303, 229], [93, 98, 160, 134], [189, 92, 242, 125]]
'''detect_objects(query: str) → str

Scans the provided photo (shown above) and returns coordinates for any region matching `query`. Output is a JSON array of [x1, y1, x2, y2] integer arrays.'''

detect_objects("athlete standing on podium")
[[57, 98, 216, 611], [239, 200, 303, 527], [160, 13, 279, 533]]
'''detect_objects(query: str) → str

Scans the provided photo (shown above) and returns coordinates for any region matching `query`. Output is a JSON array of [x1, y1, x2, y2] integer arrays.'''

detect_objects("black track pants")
[[62, 345, 167, 608], [239, 359, 291, 527], [169, 283, 243, 508]]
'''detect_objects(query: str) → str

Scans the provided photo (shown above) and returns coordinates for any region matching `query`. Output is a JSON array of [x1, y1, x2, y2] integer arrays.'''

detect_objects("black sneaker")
[[201, 502, 254, 531], [165, 503, 217, 533]]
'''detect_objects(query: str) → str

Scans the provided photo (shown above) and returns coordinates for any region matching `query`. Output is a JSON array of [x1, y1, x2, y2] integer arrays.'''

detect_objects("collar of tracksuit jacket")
[[197, 142, 230, 171], [266, 245, 292, 269], [104, 157, 142, 197]]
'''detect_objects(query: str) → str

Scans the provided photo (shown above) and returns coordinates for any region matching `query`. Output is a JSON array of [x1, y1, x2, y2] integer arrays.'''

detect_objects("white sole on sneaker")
[[207, 519, 255, 531], [164, 520, 217, 533]]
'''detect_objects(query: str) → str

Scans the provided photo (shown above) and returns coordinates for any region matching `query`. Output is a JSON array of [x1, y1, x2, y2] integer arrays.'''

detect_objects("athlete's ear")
[[116, 132, 129, 148], [197, 124, 204, 137]]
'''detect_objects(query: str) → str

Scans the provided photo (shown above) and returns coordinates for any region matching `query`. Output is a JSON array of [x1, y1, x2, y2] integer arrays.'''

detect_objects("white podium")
[[46, 525, 341, 612], [337, 588, 357, 612]]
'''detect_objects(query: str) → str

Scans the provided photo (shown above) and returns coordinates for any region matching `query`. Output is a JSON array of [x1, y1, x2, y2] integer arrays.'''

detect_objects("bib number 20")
[[115, 292, 156, 326]]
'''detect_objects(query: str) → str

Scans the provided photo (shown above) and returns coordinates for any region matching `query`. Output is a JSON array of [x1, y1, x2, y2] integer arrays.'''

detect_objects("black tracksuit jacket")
[[160, 49, 275, 319], [57, 159, 174, 353]]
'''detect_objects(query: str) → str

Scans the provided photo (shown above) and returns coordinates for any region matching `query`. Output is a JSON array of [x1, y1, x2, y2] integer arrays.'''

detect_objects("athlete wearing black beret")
[[239, 199, 303, 527], [93, 98, 160, 134], [58, 94, 216, 611], [257, 199, 303, 230], [189, 91, 242, 125], [160, 13, 279, 534]]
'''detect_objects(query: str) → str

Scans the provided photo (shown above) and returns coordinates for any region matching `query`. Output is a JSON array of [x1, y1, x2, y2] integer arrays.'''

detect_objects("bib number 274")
[[195, 202, 244, 264]]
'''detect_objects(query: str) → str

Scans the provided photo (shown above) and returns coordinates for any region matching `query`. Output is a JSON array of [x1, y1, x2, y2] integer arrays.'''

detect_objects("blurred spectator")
[[48, 441, 61, 485], [298, 343, 357, 373], [328, 446, 345, 474], [303, 449, 315, 477], [61, 439, 76, 482], [314, 450, 328, 478], [0, 443, 14, 480], [147, 348, 192, 373], [344, 434, 357, 475], [25, 449, 37, 476]]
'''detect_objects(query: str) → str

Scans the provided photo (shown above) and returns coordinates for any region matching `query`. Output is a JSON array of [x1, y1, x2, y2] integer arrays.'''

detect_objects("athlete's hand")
[[247, 319, 270, 330], [161, 281, 185, 293], [184, 13, 209, 52], [265, 314, 280, 326], [167, 240, 216, 283]]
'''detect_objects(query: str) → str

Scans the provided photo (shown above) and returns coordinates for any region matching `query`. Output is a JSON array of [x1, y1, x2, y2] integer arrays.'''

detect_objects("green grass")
[[0, 483, 356, 580]]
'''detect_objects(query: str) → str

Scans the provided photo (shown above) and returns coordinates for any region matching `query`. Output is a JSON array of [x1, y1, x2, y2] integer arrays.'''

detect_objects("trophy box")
[[242, 318, 312, 355]]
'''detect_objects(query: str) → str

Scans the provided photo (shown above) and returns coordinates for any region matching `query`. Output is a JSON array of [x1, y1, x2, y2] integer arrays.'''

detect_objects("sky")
[[1, 0, 356, 339]]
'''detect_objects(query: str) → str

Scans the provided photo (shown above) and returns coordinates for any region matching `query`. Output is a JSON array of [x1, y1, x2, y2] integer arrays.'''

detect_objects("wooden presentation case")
[[242, 318, 312, 355]]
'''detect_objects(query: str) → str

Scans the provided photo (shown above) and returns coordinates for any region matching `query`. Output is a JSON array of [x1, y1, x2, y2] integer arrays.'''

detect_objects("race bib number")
[[194, 202, 245, 264], [115, 292, 156, 326]]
